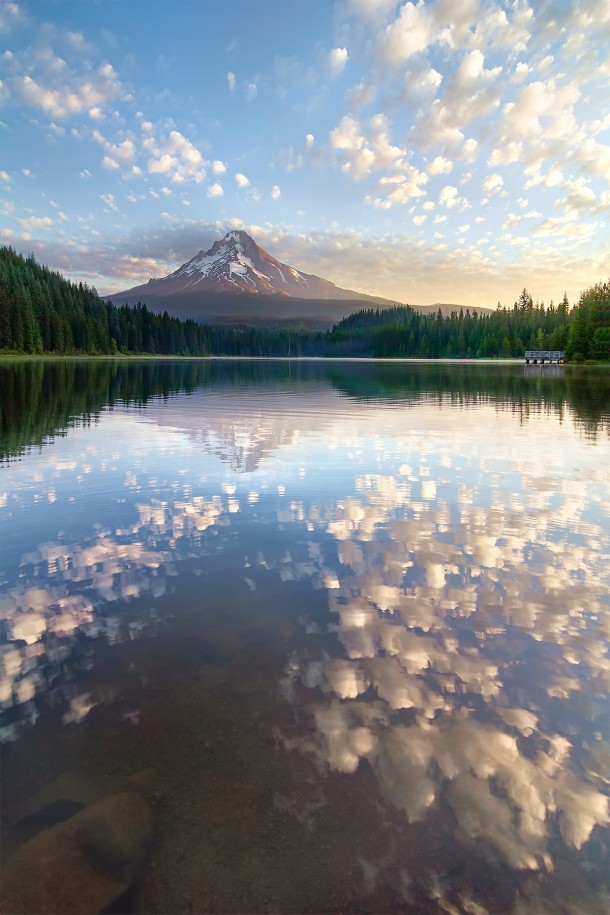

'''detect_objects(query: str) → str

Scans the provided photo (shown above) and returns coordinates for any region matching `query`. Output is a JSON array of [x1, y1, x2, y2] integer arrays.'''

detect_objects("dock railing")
[[524, 350, 565, 364]]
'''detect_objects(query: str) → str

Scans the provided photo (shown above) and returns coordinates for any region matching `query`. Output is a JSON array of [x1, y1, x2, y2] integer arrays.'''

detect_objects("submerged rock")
[[1, 792, 151, 914], [18, 769, 105, 823]]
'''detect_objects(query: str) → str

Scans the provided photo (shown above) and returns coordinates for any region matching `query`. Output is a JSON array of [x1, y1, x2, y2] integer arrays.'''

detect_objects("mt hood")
[[113, 230, 366, 301], [109, 230, 406, 325]]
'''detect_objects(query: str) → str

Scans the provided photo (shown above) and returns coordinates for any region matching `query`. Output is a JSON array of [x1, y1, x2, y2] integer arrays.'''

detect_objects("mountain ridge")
[[107, 230, 409, 325], [107, 230, 495, 324]]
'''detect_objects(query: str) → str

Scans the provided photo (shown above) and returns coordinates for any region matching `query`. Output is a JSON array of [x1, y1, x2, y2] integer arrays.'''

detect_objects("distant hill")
[[418, 303, 495, 317]]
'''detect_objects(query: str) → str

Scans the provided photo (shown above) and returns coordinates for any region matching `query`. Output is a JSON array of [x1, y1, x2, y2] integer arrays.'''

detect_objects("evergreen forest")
[[1, 246, 608, 361]]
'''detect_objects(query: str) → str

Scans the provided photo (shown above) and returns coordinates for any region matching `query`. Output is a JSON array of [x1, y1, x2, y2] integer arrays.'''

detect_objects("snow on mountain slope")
[[112, 230, 355, 301], [166, 230, 310, 295]]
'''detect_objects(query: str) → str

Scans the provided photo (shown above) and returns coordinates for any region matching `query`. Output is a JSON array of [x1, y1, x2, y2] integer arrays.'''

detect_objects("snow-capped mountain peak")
[[138, 230, 316, 298], [109, 228, 406, 323]]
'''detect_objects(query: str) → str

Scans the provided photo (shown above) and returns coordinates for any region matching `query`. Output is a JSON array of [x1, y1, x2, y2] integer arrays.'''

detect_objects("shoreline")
[[0, 354, 579, 365]]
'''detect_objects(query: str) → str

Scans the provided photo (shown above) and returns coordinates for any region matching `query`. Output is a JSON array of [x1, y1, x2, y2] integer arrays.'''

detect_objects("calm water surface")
[[1, 359, 609, 913]]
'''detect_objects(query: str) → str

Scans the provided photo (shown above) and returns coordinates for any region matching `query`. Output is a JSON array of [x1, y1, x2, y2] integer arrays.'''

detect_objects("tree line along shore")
[[2, 358, 609, 463], [1, 246, 608, 361]]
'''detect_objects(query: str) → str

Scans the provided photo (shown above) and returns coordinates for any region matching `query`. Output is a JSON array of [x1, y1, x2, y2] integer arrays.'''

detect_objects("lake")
[[1, 358, 609, 914]]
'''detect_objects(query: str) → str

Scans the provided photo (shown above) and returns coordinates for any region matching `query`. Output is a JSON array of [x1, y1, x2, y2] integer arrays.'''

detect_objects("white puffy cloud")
[[571, 137, 610, 178], [212, 160, 227, 175], [16, 60, 122, 120], [370, 165, 428, 207], [524, 165, 565, 190], [146, 129, 207, 184], [207, 182, 224, 198], [410, 100, 466, 154], [378, 0, 532, 69], [368, 113, 404, 167], [468, 2, 533, 52], [556, 179, 610, 215], [503, 210, 541, 228], [93, 132, 135, 163], [410, 51, 501, 155], [331, 113, 405, 182], [513, 61, 530, 81], [328, 46, 349, 75], [438, 185, 464, 208], [16, 215, 53, 228], [532, 215, 595, 240], [93, 130, 137, 173], [99, 193, 117, 210], [381, 2, 435, 65], [330, 115, 363, 151], [331, 0, 608, 228], [167, 130, 203, 167], [453, 50, 501, 91], [490, 140, 523, 165], [343, 148, 376, 178], [427, 156, 453, 176], [461, 138, 478, 161], [402, 64, 443, 101], [343, 0, 397, 24], [148, 153, 176, 175], [235, 172, 250, 188], [483, 173, 503, 195], [490, 78, 580, 176], [271, 185, 281, 200]]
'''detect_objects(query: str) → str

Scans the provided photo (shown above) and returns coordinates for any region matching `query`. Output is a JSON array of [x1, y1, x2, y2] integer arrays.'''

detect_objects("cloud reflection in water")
[[279, 451, 610, 875], [0, 371, 608, 902], [0, 493, 230, 739]]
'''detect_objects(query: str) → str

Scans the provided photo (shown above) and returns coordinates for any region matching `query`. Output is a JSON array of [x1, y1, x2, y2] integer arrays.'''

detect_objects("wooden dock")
[[525, 350, 565, 364]]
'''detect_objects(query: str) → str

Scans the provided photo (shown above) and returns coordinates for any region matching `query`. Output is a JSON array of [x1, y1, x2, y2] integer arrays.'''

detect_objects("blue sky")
[[1, 0, 609, 308]]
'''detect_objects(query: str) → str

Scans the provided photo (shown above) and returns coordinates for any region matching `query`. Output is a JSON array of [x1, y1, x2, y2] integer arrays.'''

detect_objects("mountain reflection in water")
[[0, 358, 608, 914]]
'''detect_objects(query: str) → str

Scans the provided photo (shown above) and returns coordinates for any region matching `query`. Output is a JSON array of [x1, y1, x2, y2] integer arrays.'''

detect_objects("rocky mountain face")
[[108, 230, 405, 325], [112, 230, 370, 302], [108, 230, 492, 325]]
